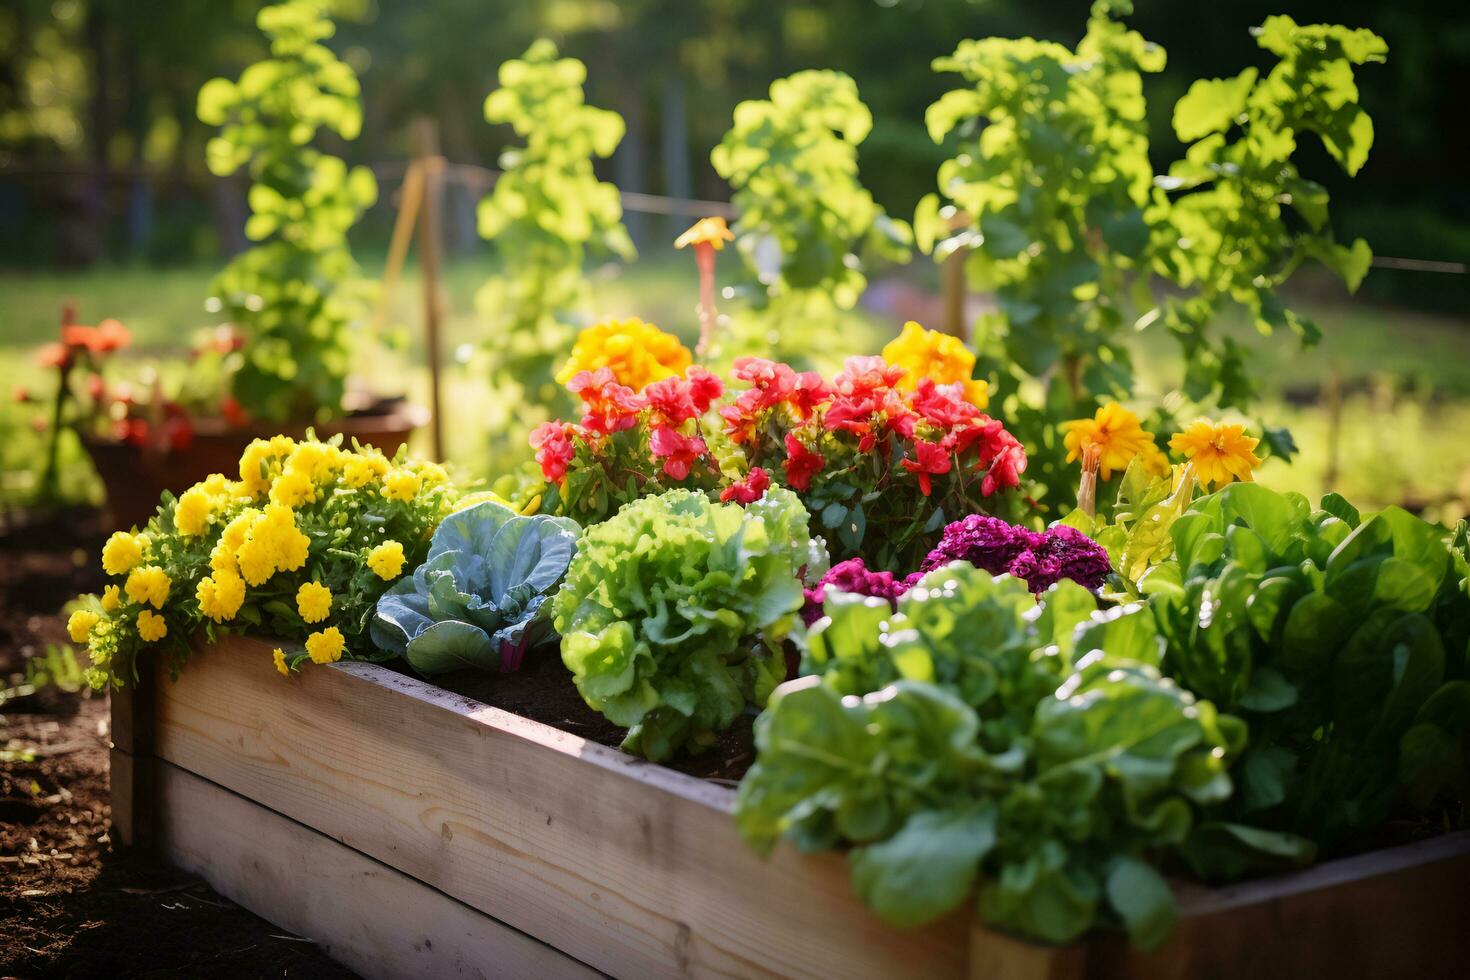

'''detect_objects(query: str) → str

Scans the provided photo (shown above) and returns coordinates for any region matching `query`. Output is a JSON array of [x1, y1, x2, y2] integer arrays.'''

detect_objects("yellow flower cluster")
[[228, 504, 312, 587], [367, 540, 406, 580], [296, 581, 333, 623], [124, 565, 172, 609], [381, 469, 421, 502], [196, 569, 246, 623], [306, 626, 345, 664], [136, 609, 168, 642], [68, 609, 100, 644], [101, 531, 149, 576], [1063, 405, 1262, 489], [555, 317, 693, 391], [881, 321, 990, 409]]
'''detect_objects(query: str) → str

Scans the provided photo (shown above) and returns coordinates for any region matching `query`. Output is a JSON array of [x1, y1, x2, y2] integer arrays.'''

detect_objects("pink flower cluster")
[[530, 366, 724, 484]]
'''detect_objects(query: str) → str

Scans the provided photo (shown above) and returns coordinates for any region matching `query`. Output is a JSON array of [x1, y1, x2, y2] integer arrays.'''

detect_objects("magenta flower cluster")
[[920, 515, 1111, 593], [800, 516, 1111, 623]]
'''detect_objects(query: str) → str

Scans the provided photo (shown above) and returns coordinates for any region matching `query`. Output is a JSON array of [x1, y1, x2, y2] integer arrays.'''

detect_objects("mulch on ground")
[[0, 507, 357, 980]]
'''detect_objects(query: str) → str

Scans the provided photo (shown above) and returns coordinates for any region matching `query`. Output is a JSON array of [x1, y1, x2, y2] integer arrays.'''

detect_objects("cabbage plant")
[[372, 501, 580, 675]]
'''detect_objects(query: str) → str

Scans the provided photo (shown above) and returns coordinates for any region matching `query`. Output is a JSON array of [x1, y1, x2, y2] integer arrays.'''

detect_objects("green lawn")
[[2, 258, 1467, 521]]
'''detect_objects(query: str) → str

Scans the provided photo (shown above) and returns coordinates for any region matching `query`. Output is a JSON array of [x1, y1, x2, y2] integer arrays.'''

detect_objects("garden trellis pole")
[[412, 119, 447, 463]]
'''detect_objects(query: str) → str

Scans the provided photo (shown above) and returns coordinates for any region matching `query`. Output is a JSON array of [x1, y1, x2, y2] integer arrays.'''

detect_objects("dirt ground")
[[0, 508, 357, 980]]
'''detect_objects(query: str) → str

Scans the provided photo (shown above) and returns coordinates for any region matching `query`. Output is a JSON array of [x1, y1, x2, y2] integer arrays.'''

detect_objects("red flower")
[[644, 375, 699, 427], [980, 431, 1028, 496], [164, 414, 194, 452], [832, 355, 905, 396], [37, 343, 74, 370], [61, 325, 96, 350], [788, 371, 832, 420], [92, 319, 132, 353], [116, 417, 150, 447], [221, 396, 249, 427], [649, 426, 707, 481], [910, 379, 980, 430], [783, 433, 825, 491], [12, 386, 31, 404], [902, 439, 953, 496], [530, 421, 578, 484], [720, 466, 771, 505], [685, 366, 724, 413], [733, 356, 797, 410], [568, 368, 646, 435]]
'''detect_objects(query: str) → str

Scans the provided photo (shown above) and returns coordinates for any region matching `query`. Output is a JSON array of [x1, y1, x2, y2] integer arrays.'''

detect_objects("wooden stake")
[[412, 119, 446, 462]]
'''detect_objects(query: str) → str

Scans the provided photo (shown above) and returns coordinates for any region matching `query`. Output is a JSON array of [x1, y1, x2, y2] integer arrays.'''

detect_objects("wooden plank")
[[1093, 831, 1470, 979], [152, 637, 974, 980], [154, 759, 597, 980], [108, 656, 156, 850]]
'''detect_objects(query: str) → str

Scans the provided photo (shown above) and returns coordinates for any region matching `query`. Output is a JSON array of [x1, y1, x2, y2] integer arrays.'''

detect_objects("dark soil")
[[0, 506, 358, 980], [433, 648, 758, 783]]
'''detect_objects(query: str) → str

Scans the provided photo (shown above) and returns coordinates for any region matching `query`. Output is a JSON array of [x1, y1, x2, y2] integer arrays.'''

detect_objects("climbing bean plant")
[[197, 0, 378, 423], [712, 70, 910, 368], [916, 1, 1384, 513], [476, 40, 634, 447]]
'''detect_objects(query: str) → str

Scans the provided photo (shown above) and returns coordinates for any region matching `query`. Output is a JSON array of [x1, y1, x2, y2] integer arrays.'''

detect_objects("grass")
[[2, 257, 1467, 521]]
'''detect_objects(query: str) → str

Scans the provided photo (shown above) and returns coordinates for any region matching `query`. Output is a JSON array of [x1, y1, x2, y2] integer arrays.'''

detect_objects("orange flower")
[[1062, 403, 1156, 481], [674, 216, 735, 251]]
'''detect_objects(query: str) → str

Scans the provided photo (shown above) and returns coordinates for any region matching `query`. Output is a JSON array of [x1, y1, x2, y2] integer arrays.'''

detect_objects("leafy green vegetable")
[[552, 488, 818, 761], [1149, 483, 1469, 865], [738, 563, 1243, 948], [372, 501, 579, 675]]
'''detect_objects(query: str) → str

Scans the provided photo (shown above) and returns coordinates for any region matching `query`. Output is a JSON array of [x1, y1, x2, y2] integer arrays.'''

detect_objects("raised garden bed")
[[113, 636, 1470, 980]]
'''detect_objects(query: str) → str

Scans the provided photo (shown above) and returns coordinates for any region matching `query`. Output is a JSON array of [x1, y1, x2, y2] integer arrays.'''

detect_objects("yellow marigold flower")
[[881, 321, 990, 409], [67, 609, 100, 643], [174, 486, 215, 537], [1062, 402, 1156, 481], [554, 317, 692, 391], [136, 609, 168, 643], [201, 472, 232, 495], [674, 216, 735, 251], [296, 581, 333, 623], [124, 565, 171, 609], [197, 570, 246, 623], [1169, 420, 1262, 490], [305, 626, 345, 665], [100, 585, 121, 612], [343, 451, 390, 488], [381, 469, 422, 502], [417, 461, 449, 485], [285, 442, 333, 482], [273, 647, 290, 678], [101, 531, 148, 576], [367, 541, 406, 580], [1135, 440, 1173, 480], [270, 468, 317, 508]]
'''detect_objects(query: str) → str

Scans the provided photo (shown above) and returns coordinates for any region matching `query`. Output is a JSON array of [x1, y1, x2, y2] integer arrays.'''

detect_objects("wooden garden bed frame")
[[111, 636, 1470, 979]]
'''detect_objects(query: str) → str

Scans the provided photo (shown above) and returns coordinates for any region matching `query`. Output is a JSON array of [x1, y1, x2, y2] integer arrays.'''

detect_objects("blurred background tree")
[[0, 0, 1463, 309]]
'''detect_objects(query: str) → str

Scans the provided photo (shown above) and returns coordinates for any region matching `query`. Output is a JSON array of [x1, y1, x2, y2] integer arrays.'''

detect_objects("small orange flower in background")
[[555, 317, 693, 391], [675, 216, 735, 251], [1169, 419, 1262, 489], [881, 321, 990, 409], [1062, 402, 1156, 481]]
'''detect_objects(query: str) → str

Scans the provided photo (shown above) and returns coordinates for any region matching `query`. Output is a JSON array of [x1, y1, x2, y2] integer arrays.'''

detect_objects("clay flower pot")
[[84, 403, 430, 530]]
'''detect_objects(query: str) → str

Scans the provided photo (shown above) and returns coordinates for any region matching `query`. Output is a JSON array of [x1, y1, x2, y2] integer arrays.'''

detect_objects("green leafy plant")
[[917, 2, 1384, 513], [552, 487, 821, 761], [196, 0, 378, 423], [477, 40, 634, 444], [738, 563, 1243, 948], [711, 70, 910, 366], [371, 501, 579, 676], [1147, 484, 1470, 868]]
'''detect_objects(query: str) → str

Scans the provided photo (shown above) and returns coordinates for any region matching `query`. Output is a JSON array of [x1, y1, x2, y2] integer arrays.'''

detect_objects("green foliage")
[[738, 563, 1243, 948], [198, 0, 378, 422], [1149, 484, 1470, 868], [1154, 16, 1386, 409], [919, 3, 1385, 513], [476, 40, 634, 446], [711, 70, 910, 366], [552, 487, 818, 761], [371, 501, 579, 675]]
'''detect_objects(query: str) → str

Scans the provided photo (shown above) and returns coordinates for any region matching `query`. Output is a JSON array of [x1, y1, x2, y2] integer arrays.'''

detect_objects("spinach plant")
[[738, 563, 1243, 948]]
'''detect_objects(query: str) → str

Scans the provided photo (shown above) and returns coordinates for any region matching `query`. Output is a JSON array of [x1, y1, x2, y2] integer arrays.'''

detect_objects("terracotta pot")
[[84, 405, 429, 530]]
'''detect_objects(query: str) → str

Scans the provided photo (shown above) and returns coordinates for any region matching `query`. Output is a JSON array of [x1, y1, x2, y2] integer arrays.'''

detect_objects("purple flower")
[[921, 515, 1110, 594], [920, 514, 1041, 576], [802, 558, 909, 625]]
